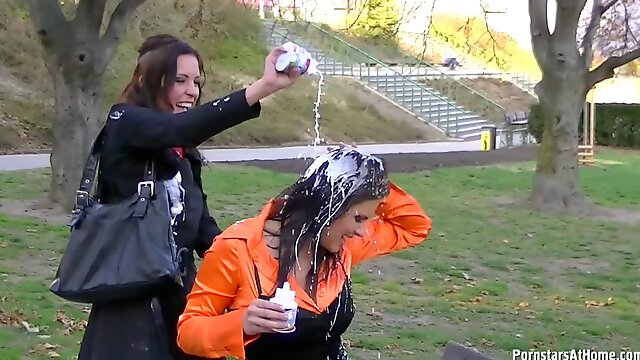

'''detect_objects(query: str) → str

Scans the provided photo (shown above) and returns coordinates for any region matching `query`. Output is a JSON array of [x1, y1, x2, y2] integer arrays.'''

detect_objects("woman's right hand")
[[242, 299, 289, 336], [245, 46, 301, 106]]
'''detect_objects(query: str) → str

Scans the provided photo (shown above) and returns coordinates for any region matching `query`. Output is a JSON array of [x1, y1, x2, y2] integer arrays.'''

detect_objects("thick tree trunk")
[[48, 69, 102, 210], [25, 0, 146, 210], [531, 80, 584, 211], [530, 71, 589, 214]]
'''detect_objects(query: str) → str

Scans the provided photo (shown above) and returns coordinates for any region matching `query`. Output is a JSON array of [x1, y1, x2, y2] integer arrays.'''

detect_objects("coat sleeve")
[[177, 238, 255, 358], [344, 182, 432, 266], [109, 88, 260, 149]]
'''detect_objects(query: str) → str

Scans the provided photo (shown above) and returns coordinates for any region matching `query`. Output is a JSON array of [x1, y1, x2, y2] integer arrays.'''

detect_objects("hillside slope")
[[0, 0, 443, 154]]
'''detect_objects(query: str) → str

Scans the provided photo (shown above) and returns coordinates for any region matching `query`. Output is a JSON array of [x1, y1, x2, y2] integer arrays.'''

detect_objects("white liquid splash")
[[312, 71, 324, 157]]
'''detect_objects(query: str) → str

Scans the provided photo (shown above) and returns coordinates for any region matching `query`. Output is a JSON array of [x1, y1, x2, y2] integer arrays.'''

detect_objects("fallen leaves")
[[584, 297, 615, 308], [480, 338, 495, 347], [516, 301, 529, 309], [55, 310, 86, 335], [30, 342, 62, 358], [446, 284, 462, 293], [0, 308, 25, 326], [469, 291, 489, 303], [553, 295, 565, 305]]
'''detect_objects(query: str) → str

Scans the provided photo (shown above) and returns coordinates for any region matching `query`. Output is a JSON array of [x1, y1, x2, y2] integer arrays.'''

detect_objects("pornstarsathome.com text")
[[512, 349, 640, 360]]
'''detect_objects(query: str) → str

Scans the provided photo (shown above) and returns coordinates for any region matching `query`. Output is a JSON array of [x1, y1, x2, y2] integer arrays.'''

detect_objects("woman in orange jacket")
[[176, 147, 432, 360]]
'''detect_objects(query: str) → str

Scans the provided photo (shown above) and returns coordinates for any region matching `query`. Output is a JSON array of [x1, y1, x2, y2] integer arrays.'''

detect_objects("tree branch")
[[24, 0, 74, 64], [529, 0, 551, 64], [418, 0, 439, 63], [479, 2, 502, 68], [102, 0, 146, 44], [581, 0, 604, 67], [587, 47, 640, 88], [97, 0, 146, 71], [554, 0, 587, 43], [73, 0, 108, 37]]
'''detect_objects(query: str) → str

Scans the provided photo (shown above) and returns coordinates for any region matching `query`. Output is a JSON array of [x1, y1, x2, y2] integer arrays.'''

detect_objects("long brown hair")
[[119, 40, 206, 112]]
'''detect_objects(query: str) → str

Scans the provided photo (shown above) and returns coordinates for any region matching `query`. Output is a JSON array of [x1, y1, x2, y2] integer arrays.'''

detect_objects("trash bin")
[[480, 125, 497, 151]]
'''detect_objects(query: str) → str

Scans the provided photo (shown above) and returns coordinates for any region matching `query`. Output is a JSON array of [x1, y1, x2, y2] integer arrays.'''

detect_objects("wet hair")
[[268, 147, 389, 298], [119, 40, 206, 112]]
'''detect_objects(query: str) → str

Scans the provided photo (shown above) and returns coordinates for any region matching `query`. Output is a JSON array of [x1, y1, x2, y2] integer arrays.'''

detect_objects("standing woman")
[[77, 36, 301, 360]]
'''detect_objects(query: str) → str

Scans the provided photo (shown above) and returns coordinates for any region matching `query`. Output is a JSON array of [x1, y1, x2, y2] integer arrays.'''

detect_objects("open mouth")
[[175, 102, 193, 112]]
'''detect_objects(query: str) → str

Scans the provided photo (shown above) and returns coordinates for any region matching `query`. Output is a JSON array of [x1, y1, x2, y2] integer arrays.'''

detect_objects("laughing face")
[[319, 198, 381, 254], [166, 54, 202, 114]]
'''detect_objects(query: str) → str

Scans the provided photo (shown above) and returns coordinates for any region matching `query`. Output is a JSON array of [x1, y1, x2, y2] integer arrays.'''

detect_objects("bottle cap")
[[275, 51, 296, 72], [270, 281, 297, 309]]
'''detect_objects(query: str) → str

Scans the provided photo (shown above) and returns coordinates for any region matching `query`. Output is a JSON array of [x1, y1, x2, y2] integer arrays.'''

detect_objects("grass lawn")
[[1, 149, 640, 359]]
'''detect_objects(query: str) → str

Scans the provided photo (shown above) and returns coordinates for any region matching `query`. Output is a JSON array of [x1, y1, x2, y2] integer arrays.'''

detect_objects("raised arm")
[[110, 88, 261, 150], [176, 238, 249, 358], [345, 181, 432, 265]]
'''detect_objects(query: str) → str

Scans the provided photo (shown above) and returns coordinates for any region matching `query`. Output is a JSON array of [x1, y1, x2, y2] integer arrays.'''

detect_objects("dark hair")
[[268, 148, 389, 298], [137, 34, 180, 58], [119, 40, 206, 112]]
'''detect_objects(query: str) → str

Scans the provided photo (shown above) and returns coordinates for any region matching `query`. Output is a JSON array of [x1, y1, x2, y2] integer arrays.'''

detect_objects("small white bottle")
[[269, 281, 298, 333], [275, 41, 320, 76]]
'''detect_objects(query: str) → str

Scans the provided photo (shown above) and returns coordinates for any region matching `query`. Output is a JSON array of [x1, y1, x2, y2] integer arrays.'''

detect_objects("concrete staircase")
[[505, 73, 538, 97], [263, 19, 492, 140]]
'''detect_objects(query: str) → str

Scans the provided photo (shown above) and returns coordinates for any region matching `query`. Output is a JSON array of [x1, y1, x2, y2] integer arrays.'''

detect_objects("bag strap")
[[74, 126, 107, 210], [74, 125, 156, 212]]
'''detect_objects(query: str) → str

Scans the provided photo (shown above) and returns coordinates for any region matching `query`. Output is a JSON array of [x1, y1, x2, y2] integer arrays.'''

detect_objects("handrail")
[[301, 21, 506, 113]]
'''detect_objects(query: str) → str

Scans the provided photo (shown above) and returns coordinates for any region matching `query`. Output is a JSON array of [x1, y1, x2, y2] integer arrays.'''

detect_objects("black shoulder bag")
[[49, 126, 183, 304]]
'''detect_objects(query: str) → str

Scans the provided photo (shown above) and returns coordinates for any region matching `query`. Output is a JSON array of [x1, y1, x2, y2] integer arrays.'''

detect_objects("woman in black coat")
[[77, 36, 301, 360]]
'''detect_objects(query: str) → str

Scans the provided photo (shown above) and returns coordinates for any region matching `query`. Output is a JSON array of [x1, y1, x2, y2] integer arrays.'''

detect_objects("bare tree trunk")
[[527, 0, 591, 213], [25, 0, 145, 210], [531, 72, 587, 213], [48, 70, 102, 208]]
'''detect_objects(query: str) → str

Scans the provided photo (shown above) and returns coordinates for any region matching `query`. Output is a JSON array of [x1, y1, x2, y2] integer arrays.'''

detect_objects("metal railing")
[[496, 126, 537, 148], [264, 19, 489, 138], [503, 73, 539, 97], [290, 21, 508, 124], [391, 31, 508, 121]]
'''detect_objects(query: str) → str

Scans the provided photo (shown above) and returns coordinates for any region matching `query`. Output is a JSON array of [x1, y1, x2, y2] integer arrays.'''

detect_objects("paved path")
[[0, 141, 481, 171]]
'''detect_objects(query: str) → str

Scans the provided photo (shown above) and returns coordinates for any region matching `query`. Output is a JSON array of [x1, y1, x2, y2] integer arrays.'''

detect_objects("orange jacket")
[[176, 181, 431, 359]]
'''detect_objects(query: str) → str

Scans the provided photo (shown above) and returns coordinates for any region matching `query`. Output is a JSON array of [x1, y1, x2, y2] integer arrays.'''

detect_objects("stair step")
[[422, 114, 483, 125], [404, 103, 466, 112]]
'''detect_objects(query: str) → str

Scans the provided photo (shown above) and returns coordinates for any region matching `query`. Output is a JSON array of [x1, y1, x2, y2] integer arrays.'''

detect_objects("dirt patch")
[[0, 199, 70, 225], [462, 77, 537, 113], [494, 195, 640, 226], [233, 146, 538, 174], [356, 256, 422, 284], [2, 253, 58, 282], [0, 66, 38, 102]]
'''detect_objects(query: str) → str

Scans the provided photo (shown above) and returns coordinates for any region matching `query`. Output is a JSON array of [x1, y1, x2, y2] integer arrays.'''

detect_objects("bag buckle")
[[137, 181, 155, 197], [75, 190, 90, 209]]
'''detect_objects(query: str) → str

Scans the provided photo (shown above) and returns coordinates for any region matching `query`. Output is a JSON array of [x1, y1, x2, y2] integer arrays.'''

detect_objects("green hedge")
[[527, 103, 640, 148]]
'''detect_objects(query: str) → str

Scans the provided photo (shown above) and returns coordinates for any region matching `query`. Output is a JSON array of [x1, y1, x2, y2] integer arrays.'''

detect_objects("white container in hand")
[[269, 281, 298, 333]]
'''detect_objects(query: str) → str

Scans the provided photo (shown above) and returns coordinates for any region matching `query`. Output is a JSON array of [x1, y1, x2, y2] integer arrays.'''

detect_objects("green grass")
[[1, 150, 640, 359]]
